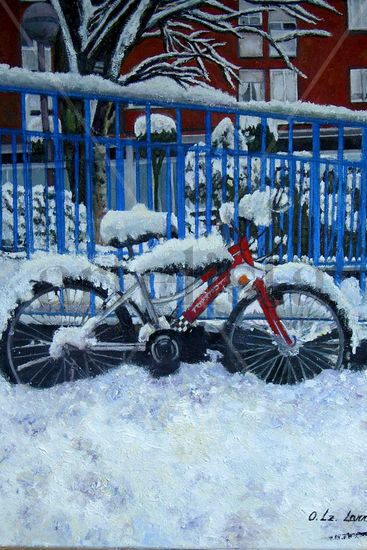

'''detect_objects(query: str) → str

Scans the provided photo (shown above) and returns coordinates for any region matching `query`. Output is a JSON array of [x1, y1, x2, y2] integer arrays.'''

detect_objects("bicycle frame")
[[83, 234, 294, 349]]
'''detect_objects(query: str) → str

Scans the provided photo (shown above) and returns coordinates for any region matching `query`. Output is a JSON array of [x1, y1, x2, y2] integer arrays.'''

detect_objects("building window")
[[239, 69, 265, 102], [270, 69, 298, 102], [350, 69, 367, 102], [269, 10, 297, 57], [348, 0, 367, 30], [238, 0, 263, 57]]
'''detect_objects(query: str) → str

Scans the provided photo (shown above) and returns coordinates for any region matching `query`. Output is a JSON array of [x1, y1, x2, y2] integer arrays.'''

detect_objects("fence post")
[[312, 123, 321, 266], [83, 98, 95, 260], [287, 121, 295, 262], [205, 111, 212, 234], [360, 128, 367, 291], [335, 125, 346, 284], [115, 101, 124, 210], [20, 93, 34, 258], [176, 108, 185, 239], [52, 95, 66, 254]]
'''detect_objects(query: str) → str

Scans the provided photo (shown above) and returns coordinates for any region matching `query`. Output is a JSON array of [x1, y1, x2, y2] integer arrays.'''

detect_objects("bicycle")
[[1, 204, 352, 389]]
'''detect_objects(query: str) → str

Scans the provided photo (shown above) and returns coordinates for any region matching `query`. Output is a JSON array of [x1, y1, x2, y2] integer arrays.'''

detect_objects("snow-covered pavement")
[[0, 257, 367, 547]]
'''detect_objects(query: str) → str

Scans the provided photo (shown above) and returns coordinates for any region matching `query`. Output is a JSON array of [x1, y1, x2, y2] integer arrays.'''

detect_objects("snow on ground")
[[1, 257, 367, 547]]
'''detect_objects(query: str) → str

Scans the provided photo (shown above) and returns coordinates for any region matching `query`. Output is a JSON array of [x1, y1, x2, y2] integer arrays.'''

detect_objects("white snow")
[[2, 65, 367, 125], [239, 189, 273, 226], [219, 188, 285, 228], [128, 234, 232, 274], [134, 114, 176, 138], [49, 326, 97, 360], [0, 353, 366, 547], [100, 204, 177, 246]]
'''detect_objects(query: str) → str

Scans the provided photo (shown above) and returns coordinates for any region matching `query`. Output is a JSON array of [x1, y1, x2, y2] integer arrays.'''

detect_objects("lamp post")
[[22, 3, 60, 185]]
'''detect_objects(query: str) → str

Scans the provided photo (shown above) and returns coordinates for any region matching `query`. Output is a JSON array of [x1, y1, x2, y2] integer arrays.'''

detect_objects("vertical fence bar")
[[52, 95, 65, 254], [0, 133, 2, 248], [165, 148, 172, 239], [336, 125, 346, 283], [279, 159, 285, 261], [115, 102, 124, 210], [221, 148, 230, 243], [194, 148, 200, 239], [11, 132, 18, 252], [323, 162, 329, 260], [287, 122, 295, 262], [106, 145, 112, 210], [135, 146, 141, 203], [327, 168, 337, 260], [257, 117, 267, 258], [268, 157, 275, 252], [176, 108, 185, 315], [312, 123, 321, 266], [21, 93, 34, 257], [44, 138, 50, 252], [73, 138, 80, 253], [359, 128, 367, 291], [176, 108, 185, 238], [205, 111, 212, 234], [348, 167, 357, 262], [297, 161, 304, 258], [146, 103, 153, 210], [83, 98, 95, 259], [233, 113, 240, 244]]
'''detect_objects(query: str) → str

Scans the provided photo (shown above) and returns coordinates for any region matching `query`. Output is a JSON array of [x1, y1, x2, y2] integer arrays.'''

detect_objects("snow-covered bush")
[[1, 183, 87, 250], [135, 114, 177, 211], [185, 116, 362, 262], [184, 116, 280, 239]]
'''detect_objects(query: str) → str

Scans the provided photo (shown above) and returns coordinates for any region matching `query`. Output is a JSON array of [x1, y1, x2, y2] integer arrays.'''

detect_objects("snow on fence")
[[0, 80, 367, 289]]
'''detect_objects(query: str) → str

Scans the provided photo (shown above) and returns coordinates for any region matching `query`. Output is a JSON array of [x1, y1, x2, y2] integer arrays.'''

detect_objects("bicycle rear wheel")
[[223, 284, 351, 385], [3, 279, 136, 388]]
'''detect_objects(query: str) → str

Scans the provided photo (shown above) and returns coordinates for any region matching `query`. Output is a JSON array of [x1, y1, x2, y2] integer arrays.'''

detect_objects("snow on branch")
[[51, 0, 338, 87]]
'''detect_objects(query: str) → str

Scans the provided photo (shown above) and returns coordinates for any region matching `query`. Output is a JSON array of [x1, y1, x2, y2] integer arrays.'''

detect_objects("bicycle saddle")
[[100, 204, 178, 248]]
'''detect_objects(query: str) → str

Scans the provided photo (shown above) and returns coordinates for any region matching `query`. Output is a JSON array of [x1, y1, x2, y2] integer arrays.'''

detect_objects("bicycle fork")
[[253, 278, 294, 347]]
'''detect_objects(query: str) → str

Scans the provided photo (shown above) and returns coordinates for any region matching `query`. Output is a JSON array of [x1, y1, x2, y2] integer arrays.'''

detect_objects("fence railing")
[[1, 83, 367, 289]]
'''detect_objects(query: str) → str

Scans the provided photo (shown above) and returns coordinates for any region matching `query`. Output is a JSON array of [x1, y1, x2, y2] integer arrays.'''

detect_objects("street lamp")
[[21, 3, 60, 185], [22, 3, 60, 132]]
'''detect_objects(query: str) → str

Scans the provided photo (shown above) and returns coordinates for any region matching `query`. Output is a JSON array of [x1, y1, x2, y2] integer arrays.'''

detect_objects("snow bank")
[[100, 204, 177, 246], [2, 65, 367, 124], [128, 234, 232, 274], [0, 358, 366, 547]]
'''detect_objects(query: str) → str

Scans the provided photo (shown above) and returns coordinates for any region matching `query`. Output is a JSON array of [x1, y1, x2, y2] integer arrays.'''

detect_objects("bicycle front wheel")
[[3, 279, 136, 388], [224, 284, 351, 385]]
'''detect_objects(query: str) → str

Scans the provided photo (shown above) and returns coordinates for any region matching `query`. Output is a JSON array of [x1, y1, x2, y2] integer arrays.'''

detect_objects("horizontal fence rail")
[[1, 84, 367, 299]]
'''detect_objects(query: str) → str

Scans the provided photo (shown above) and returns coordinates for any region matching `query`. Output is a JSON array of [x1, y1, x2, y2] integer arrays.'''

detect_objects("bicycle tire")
[[1, 278, 137, 388], [223, 283, 352, 385]]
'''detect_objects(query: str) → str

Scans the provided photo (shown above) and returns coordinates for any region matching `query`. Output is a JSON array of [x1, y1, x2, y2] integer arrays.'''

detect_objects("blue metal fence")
[[1, 83, 367, 289]]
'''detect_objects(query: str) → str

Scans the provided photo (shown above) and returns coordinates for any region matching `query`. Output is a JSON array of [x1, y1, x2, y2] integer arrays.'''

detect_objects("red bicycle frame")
[[181, 235, 294, 347]]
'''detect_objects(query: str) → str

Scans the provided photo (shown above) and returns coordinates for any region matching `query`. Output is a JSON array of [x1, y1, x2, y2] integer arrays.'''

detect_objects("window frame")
[[238, 0, 263, 58], [350, 68, 367, 103], [270, 69, 298, 102], [238, 69, 266, 102], [268, 9, 297, 58], [348, 0, 367, 30]]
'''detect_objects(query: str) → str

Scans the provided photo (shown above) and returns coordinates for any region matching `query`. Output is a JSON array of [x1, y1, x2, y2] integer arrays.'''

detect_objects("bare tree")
[[50, 0, 337, 235]]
